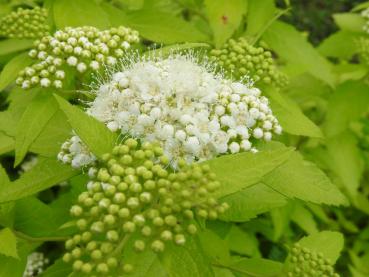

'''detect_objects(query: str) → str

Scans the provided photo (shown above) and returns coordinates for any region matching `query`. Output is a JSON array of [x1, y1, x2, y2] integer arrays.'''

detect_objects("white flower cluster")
[[23, 252, 49, 277], [362, 8, 369, 33], [83, 54, 281, 165], [16, 26, 139, 89], [58, 135, 96, 168]]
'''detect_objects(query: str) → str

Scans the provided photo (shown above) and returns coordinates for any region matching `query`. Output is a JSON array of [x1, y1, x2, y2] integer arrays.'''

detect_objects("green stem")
[[14, 231, 68, 242], [250, 8, 291, 46], [110, 234, 131, 257]]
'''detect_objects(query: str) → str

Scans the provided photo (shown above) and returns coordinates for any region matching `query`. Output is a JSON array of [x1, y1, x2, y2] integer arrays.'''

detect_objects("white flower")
[[67, 56, 78, 66], [61, 53, 281, 168], [23, 252, 49, 277]]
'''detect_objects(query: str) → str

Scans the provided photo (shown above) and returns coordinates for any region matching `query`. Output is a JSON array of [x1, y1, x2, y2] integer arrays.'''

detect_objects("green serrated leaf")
[[246, 0, 277, 37], [0, 52, 32, 91], [324, 81, 369, 137], [120, 9, 209, 44], [262, 21, 335, 87], [53, 0, 110, 29], [220, 183, 287, 222], [204, 0, 246, 47], [204, 146, 293, 199], [159, 237, 214, 277], [333, 13, 366, 33], [54, 94, 118, 159], [290, 202, 318, 235], [40, 259, 72, 277], [0, 39, 34, 56], [0, 132, 14, 155], [261, 144, 348, 206], [297, 231, 344, 263], [267, 90, 323, 138], [199, 229, 230, 264], [0, 228, 18, 259], [14, 93, 58, 166], [327, 131, 364, 198], [318, 31, 360, 59], [0, 158, 78, 203]]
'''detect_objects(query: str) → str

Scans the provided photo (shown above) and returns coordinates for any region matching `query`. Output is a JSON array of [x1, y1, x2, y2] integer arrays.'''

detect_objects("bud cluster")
[[287, 243, 339, 277], [23, 252, 49, 277], [63, 138, 228, 275], [209, 38, 288, 88], [58, 135, 96, 168], [85, 54, 282, 167], [16, 26, 140, 89], [0, 7, 49, 39]]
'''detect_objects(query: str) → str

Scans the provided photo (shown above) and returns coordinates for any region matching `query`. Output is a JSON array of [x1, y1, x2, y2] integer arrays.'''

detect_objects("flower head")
[[23, 252, 49, 277], [287, 243, 339, 277], [16, 26, 139, 89], [63, 139, 228, 275], [209, 37, 288, 88], [85, 53, 282, 167], [0, 7, 49, 39]]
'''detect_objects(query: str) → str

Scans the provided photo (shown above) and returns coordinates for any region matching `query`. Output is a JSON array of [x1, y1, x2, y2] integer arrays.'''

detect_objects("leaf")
[[29, 110, 72, 157], [0, 132, 14, 155], [318, 31, 361, 59], [226, 257, 283, 276], [159, 238, 214, 277], [0, 228, 18, 259], [0, 158, 78, 203], [324, 81, 369, 137], [267, 90, 323, 138], [204, 146, 293, 199], [0, 52, 33, 91], [41, 259, 72, 277], [290, 202, 318, 234], [54, 94, 118, 159], [199, 230, 230, 264], [261, 144, 348, 206], [226, 226, 260, 257], [53, 0, 110, 29], [297, 231, 344, 263], [121, 9, 209, 44], [0, 166, 14, 228], [326, 132, 364, 198], [204, 0, 246, 47], [14, 197, 69, 238], [245, 0, 277, 37], [0, 240, 35, 277], [333, 13, 366, 33], [0, 39, 34, 56], [14, 93, 58, 166], [220, 183, 287, 222], [262, 21, 335, 87]]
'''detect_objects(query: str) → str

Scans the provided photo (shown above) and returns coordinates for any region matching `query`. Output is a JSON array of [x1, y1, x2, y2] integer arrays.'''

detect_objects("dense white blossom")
[[58, 53, 282, 167], [23, 252, 49, 277], [58, 135, 96, 168]]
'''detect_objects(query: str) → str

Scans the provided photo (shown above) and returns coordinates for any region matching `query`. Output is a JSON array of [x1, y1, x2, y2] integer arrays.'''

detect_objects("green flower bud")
[[151, 240, 165, 252]]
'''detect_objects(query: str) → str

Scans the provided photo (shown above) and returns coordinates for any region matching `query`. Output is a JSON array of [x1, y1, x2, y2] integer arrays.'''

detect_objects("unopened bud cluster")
[[63, 138, 228, 275], [16, 26, 139, 89], [86, 54, 281, 167], [23, 252, 49, 277], [209, 38, 288, 88], [58, 135, 96, 168], [0, 7, 49, 39], [362, 8, 369, 33], [357, 37, 369, 65], [287, 243, 339, 277]]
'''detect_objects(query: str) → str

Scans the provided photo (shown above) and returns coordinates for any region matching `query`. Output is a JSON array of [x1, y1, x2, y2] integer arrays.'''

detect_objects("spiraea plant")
[[0, 1, 359, 276], [0, 7, 49, 39], [63, 138, 228, 275], [16, 26, 139, 89], [209, 38, 288, 88]]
